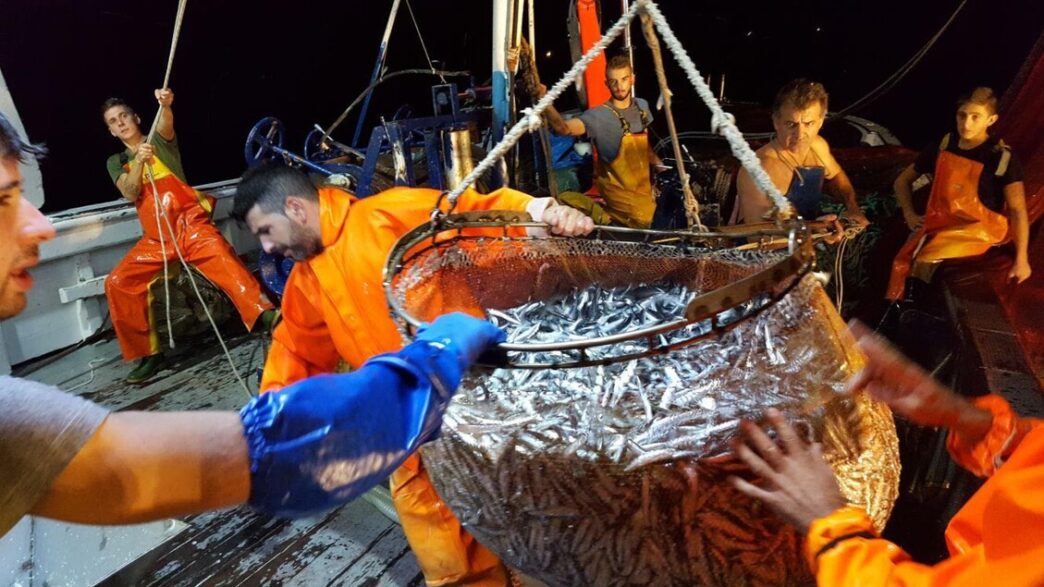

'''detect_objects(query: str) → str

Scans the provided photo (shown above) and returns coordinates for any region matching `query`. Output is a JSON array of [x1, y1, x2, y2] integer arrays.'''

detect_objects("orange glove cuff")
[[804, 506, 877, 572], [946, 395, 1018, 477]]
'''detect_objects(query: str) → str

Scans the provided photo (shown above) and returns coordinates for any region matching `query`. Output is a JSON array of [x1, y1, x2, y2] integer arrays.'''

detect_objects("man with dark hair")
[[232, 163, 593, 586], [101, 88, 276, 383], [0, 111, 505, 539], [733, 79, 869, 227], [888, 87, 1031, 298], [542, 54, 664, 228]]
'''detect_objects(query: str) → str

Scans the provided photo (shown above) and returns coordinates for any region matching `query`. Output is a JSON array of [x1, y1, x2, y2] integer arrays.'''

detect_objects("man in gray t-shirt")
[[0, 113, 503, 537], [542, 54, 663, 228]]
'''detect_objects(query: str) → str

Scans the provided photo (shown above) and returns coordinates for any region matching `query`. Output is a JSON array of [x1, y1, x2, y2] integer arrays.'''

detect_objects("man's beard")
[[287, 224, 323, 261]]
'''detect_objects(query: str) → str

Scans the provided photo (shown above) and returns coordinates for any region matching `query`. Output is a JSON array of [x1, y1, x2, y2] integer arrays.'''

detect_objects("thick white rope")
[[639, 0, 791, 217], [446, 0, 644, 208]]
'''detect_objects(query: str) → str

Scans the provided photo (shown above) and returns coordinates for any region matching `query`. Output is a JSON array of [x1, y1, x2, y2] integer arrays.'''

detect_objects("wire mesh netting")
[[389, 232, 899, 586]]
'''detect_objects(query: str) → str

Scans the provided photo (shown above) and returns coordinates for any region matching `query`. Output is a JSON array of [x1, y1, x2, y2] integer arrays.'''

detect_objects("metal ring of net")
[[384, 214, 816, 368]]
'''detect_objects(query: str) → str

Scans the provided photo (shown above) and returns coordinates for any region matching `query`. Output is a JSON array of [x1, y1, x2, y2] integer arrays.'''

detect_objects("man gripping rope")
[[102, 88, 276, 383]]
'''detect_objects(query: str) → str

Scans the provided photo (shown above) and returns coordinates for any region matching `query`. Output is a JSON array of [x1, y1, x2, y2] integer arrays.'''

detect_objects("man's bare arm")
[[893, 163, 922, 231], [1004, 181, 1032, 283], [537, 85, 586, 136], [818, 138, 868, 226], [31, 411, 250, 524]]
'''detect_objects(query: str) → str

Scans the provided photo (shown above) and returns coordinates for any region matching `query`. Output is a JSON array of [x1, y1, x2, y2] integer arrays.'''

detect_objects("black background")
[[1, 0, 1040, 212]]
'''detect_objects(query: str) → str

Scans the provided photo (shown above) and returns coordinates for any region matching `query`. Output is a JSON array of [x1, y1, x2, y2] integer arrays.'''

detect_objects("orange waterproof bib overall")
[[886, 148, 1009, 300], [105, 158, 271, 360]]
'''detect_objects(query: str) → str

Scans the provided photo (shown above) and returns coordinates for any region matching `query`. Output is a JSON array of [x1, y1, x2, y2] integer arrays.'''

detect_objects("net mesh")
[[389, 232, 899, 586]]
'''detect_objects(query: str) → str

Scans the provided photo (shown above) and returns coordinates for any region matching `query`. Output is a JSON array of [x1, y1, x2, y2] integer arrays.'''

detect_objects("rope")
[[831, 0, 968, 119], [321, 69, 471, 146], [139, 0, 252, 398], [143, 0, 189, 348], [640, 0, 791, 218], [403, 0, 446, 83], [638, 11, 704, 230], [446, 0, 645, 208]]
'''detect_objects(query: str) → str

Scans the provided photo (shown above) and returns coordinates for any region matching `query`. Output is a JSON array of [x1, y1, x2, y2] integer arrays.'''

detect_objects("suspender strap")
[[603, 101, 649, 135]]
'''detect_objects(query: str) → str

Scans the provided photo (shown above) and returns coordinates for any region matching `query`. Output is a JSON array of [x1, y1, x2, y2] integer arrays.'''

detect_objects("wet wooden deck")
[[17, 332, 424, 587]]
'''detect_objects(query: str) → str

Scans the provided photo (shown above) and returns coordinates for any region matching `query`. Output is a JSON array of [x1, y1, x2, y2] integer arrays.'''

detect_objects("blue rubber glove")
[[241, 313, 505, 518], [415, 311, 507, 371]]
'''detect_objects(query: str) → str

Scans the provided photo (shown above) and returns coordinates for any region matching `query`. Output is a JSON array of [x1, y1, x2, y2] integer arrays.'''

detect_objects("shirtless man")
[[734, 79, 869, 227]]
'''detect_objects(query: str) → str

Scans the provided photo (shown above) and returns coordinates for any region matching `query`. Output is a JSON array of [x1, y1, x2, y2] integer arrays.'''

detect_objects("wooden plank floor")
[[18, 332, 424, 586]]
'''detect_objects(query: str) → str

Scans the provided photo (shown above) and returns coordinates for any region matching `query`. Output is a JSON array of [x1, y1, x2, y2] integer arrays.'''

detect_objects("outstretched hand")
[[846, 320, 961, 427], [729, 408, 846, 533]]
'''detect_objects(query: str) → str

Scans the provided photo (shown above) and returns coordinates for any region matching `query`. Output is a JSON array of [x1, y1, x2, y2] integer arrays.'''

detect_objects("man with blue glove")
[[0, 113, 503, 536]]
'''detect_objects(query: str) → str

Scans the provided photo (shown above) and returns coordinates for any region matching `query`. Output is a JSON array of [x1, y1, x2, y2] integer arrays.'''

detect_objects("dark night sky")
[[1, 0, 1041, 212]]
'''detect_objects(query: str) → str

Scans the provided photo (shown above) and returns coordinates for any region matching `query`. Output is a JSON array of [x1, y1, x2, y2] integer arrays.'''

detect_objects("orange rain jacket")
[[261, 185, 537, 586], [806, 394, 1044, 586]]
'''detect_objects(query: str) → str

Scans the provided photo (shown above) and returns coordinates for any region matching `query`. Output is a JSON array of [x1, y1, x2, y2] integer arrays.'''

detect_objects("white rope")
[[639, 0, 792, 218], [146, 166, 176, 349], [150, 181, 253, 399], [137, 0, 251, 398], [446, 0, 645, 207]]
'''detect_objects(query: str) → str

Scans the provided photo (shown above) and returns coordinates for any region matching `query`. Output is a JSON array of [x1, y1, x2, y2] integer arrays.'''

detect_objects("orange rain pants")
[[886, 149, 1010, 300], [105, 160, 272, 361], [806, 394, 1044, 586], [261, 186, 535, 586]]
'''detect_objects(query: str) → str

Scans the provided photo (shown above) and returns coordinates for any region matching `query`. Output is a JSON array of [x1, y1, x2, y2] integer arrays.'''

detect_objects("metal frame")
[[383, 216, 816, 368]]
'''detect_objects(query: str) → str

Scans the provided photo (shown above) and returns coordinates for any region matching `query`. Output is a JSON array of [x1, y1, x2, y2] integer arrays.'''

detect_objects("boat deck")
[[16, 332, 424, 587]]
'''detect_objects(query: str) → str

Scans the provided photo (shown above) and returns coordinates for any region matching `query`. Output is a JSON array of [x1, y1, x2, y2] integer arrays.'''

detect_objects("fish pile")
[[423, 274, 900, 586]]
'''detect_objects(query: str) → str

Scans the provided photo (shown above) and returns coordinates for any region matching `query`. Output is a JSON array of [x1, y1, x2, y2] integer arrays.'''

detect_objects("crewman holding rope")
[[732, 79, 870, 229], [541, 54, 665, 229], [231, 163, 593, 586], [102, 89, 276, 383]]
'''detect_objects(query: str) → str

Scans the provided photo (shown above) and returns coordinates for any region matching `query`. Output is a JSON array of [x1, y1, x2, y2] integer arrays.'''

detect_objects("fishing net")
[[386, 219, 899, 586]]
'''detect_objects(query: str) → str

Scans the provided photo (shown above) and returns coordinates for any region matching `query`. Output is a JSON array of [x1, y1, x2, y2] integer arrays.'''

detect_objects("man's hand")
[[541, 204, 595, 236], [1009, 257, 1032, 284], [133, 143, 155, 165], [815, 213, 844, 245], [903, 211, 924, 232], [844, 208, 870, 228], [729, 408, 847, 533], [155, 88, 174, 107]]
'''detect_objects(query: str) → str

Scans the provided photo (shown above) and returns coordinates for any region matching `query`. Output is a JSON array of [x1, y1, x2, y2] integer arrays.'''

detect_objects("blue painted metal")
[[258, 251, 295, 297]]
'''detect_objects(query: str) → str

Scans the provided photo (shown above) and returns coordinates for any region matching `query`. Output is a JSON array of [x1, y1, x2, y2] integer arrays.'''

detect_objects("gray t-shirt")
[[0, 376, 108, 536], [579, 97, 653, 164]]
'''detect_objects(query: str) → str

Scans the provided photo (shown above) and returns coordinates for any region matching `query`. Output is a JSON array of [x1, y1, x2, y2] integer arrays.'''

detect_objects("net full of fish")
[[392, 237, 900, 586]]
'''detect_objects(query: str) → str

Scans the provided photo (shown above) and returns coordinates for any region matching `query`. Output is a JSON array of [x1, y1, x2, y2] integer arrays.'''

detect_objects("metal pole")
[[352, 0, 403, 147]]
